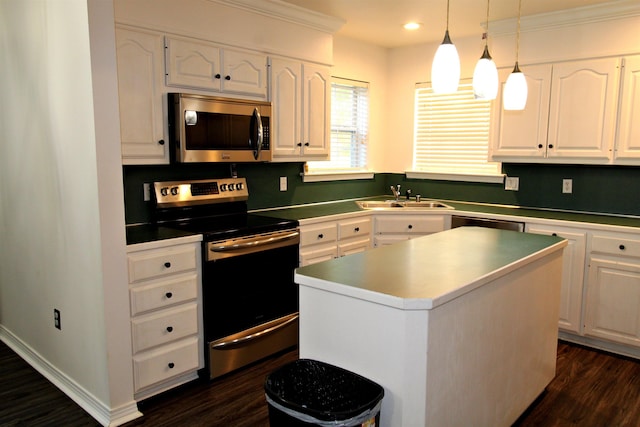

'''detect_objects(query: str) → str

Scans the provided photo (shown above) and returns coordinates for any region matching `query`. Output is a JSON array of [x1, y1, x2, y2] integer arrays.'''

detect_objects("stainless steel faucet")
[[390, 185, 401, 201]]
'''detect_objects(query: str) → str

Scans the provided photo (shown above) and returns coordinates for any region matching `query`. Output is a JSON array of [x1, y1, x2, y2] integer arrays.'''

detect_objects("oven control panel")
[[154, 178, 248, 207]]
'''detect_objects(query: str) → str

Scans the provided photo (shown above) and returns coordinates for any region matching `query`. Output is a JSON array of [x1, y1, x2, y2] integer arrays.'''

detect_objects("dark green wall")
[[123, 162, 640, 225]]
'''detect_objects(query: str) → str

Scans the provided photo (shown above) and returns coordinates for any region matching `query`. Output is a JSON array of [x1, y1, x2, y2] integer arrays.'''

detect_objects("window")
[[412, 79, 502, 181], [306, 77, 369, 177]]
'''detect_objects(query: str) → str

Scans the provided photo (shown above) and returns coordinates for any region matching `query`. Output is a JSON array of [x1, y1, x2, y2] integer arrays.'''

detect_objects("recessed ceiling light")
[[404, 22, 421, 31]]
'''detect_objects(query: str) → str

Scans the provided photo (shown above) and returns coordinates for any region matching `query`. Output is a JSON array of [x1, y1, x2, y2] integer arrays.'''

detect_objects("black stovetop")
[[163, 212, 298, 241]]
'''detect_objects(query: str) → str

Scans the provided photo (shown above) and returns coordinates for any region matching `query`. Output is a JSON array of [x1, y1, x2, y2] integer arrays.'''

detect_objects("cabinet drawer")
[[591, 234, 640, 258], [338, 237, 371, 257], [130, 273, 198, 316], [128, 244, 198, 283], [375, 215, 445, 234], [132, 303, 198, 353], [338, 217, 371, 240], [299, 246, 338, 267], [300, 223, 337, 247], [133, 336, 200, 391]]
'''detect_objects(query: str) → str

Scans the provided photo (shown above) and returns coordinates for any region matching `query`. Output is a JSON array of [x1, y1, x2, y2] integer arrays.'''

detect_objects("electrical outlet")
[[143, 183, 151, 201], [54, 309, 61, 330], [505, 177, 519, 191], [562, 179, 573, 194], [279, 176, 287, 192]]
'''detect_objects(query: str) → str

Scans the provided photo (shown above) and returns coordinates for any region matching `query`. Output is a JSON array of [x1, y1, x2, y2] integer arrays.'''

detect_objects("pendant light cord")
[[446, 0, 450, 31], [515, 0, 522, 63], [484, 0, 490, 47]]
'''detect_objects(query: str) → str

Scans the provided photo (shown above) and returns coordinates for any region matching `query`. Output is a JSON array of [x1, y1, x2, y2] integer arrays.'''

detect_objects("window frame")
[[303, 77, 373, 182]]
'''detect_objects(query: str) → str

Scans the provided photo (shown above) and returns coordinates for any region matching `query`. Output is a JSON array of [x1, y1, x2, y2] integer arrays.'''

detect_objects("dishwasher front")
[[450, 215, 525, 232]]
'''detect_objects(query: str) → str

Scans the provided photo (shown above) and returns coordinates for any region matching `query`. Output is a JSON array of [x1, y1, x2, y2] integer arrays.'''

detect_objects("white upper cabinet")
[[491, 64, 552, 159], [270, 57, 330, 161], [491, 57, 623, 164], [165, 37, 268, 99], [615, 55, 640, 162], [302, 63, 331, 158], [547, 57, 619, 161], [116, 27, 169, 164]]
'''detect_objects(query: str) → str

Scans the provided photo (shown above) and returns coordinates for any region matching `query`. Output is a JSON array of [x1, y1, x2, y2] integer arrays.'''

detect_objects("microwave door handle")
[[250, 107, 263, 160]]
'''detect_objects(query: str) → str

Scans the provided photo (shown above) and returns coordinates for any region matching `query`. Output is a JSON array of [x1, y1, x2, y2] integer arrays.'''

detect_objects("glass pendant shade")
[[503, 62, 528, 110], [431, 30, 460, 94], [472, 46, 498, 100]]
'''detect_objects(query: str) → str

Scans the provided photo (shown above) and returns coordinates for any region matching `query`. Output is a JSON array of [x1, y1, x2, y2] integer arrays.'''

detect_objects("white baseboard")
[[558, 331, 640, 360], [0, 326, 142, 427]]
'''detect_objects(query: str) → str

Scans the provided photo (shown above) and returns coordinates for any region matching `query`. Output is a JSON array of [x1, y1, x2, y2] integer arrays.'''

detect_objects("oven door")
[[202, 229, 299, 379]]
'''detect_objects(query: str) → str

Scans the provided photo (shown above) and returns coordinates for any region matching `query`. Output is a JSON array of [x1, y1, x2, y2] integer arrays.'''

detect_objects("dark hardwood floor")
[[2, 340, 640, 426]]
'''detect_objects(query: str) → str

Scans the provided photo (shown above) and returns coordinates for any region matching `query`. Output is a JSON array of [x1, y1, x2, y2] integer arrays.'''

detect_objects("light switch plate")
[[143, 183, 151, 201], [505, 177, 519, 191], [279, 176, 287, 192]]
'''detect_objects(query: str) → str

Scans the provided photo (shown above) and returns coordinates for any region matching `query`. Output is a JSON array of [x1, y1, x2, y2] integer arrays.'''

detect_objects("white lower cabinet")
[[337, 216, 372, 257], [584, 231, 640, 347], [299, 221, 338, 267], [373, 214, 447, 247], [299, 215, 371, 266], [525, 223, 587, 333], [127, 239, 203, 400]]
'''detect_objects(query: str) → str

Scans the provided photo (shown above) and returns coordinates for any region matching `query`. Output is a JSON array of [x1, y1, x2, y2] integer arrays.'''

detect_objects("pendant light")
[[472, 0, 498, 100], [503, 0, 528, 110], [431, 0, 460, 94]]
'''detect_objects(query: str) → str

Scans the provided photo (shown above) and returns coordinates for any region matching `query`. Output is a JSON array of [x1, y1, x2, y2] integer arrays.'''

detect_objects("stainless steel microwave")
[[168, 93, 271, 163]]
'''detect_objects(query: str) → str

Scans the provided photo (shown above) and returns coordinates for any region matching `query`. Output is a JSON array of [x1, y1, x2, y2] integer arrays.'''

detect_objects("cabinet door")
[[270, 57, 303, 158], [115, 28, 168, 164], [302, 63, 330, 158], [221, 49, 267, 98], [584, 257, 640, 347], [526, 224, 586, 333], [615, 55, 640, 162], [490, 64, 552, 160], [547, 58, 619, 161], [165, 37, 221, 91]]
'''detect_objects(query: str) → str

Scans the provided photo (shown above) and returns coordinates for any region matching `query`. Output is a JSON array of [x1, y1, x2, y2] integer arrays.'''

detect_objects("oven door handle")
[[211, 313, 298, 350], [208, 230, 299, 259]]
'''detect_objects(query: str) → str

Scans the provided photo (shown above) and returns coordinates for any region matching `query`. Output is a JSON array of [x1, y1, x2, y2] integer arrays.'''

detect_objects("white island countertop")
[[295, 226, 567, 310]]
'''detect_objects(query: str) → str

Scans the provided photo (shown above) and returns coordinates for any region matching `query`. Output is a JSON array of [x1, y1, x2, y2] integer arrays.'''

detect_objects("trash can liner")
[[265, 395, 382, 426], [264, 359, 384, 426]]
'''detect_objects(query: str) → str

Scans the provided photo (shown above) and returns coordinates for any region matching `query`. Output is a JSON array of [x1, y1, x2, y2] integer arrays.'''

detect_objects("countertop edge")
[[295, 232, 568, 310]]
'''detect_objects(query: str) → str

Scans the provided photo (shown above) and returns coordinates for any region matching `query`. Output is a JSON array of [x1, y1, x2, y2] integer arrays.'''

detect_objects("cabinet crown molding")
[[208, 0, 344, 34], [487, 0, 640, 37]]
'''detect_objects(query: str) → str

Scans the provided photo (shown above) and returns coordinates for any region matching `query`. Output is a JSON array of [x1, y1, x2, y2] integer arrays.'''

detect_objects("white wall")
[[0, 0, 136, 424]]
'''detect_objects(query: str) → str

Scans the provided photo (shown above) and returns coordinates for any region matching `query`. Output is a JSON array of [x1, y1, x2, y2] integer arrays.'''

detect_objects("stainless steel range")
[[152, 177, 299, 379]]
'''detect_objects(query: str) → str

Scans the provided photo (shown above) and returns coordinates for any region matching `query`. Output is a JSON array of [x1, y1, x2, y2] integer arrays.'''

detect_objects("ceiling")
[[279, 0, 620, 48]]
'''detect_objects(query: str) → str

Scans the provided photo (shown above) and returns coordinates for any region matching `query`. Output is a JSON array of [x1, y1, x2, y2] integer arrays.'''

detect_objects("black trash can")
[[264, 359, 384, 427]]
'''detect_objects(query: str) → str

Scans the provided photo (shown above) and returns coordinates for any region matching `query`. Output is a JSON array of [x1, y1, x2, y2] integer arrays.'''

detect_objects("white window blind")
[[307, 77, 369, 172], [413, 80, 500, 176]]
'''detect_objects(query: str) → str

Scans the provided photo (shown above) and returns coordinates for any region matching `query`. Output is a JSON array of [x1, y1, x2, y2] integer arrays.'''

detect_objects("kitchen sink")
[[356, 200, 454, 210]]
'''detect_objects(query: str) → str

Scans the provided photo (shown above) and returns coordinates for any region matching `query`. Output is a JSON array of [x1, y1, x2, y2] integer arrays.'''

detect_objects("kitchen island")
[[295, 227, 567, 427]]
